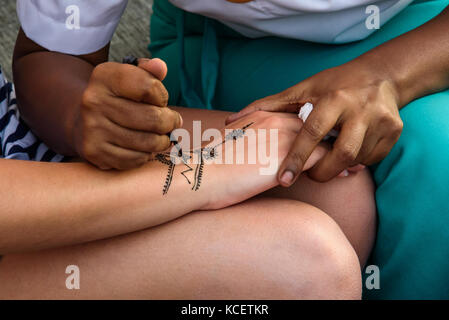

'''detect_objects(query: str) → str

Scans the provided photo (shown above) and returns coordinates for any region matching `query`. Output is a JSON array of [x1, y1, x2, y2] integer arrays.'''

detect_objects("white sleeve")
[[17, 0, 128, 55]]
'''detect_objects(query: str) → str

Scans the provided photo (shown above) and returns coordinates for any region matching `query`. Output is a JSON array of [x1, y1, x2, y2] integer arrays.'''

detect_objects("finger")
[[278, 103, 341, 187], [100, 143, 152, 171], [226, 86, 308, 124], [363, 137, 398, 165], [138, 58, 168, 81], [308, 119, 368, 182], [347, 164, 366, 173], [106, 63, 169, 107], [106, 120, 172, 153], [104, 97, 183, 134], [302, 144, 329, 172], [352, 126, 381, 165]]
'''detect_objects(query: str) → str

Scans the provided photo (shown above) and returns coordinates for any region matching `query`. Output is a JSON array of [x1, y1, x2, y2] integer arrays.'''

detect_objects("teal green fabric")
[[150, 0, 449, 299]]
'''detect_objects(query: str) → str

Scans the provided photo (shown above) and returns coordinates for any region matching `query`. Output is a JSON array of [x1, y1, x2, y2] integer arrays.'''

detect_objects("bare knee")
[[211, 198, 362, 299], [274, 200, 361, 299], [264, 168, 376, 267]]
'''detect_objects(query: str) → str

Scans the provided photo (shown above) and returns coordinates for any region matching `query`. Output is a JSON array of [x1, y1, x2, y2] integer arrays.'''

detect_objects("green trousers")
[[150, 0, 449, 299]]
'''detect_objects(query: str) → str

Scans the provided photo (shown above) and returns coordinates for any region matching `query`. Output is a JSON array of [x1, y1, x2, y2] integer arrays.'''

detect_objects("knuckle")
[[163, 110, 179, 132], [113, 64, 133, 89], [377, 109, 395, 124], [159, 88, 169, 107], [147, 108, 171, 134], [336, 144, 358, 163], [303, 118, 326, 141], [377, 110, 403, 137], [158, 136, 172, 151], [287, 150, 306, 167], [148, 107, 162, 123], [392, 119, 404, 136], [143, 135, 166, 152], [117, 62, 132, 77], [142, 78, 169, 106], [331, 89, 351, 102], [80, 111, 98, 131], [80, 140, 96, 159], [151, 80, 169, 106], [81, 88, 100, 110], [91, 63, 108, 78], [142, 77, 157, 95]]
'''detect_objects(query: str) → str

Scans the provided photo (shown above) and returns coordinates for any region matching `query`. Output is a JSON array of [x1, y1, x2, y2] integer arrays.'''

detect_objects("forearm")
[[356, 6, 449, 108], [0, 159, 210, 254], [13, 29, 104, 155]]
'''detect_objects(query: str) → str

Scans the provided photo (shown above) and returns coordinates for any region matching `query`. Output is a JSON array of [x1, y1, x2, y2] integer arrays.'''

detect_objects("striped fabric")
[[0, 66, 64, 162]]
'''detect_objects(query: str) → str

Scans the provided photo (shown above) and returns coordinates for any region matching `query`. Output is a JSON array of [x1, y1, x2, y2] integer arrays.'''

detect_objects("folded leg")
[[0, 198, 361, 299]]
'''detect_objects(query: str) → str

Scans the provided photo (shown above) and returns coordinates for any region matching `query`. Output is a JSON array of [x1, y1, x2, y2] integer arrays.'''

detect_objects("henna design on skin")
[[162, 162, 175, 195], [152, 122, 254, 195], [181, 164, 194, 185]]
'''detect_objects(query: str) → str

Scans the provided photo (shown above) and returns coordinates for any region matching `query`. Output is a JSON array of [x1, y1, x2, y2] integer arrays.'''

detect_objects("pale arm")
[[0, 158, 209, 254], [0, 112, 315, 254]]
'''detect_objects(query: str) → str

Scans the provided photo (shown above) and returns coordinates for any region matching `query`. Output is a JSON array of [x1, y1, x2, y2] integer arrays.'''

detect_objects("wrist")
[[354, 52, 405, 107]]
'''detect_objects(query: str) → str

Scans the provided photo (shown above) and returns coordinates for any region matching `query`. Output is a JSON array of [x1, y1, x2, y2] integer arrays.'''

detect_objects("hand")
[[226, 59, 403, 185], [74, 58, 183, 170], [203, 111, 327, 210]]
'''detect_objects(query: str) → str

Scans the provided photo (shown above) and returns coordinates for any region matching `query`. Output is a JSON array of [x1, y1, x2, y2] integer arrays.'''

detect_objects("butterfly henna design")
[[153, 122, 254, 195]]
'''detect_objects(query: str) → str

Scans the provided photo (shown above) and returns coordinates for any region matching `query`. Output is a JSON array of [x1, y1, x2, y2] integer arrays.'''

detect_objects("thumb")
[[225, 91, 303, 125], [138, 58, 168, 81]]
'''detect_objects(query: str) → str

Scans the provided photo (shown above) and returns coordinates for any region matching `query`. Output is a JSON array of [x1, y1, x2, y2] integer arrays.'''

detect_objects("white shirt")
[[17, 0, 412, 55], [17, 0, 128, 55], [170, 0, 413, 43]]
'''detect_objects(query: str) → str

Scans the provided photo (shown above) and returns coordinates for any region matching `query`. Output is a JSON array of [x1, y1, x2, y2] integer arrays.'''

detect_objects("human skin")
[[173, 106, 376, 265], [13, 7, 449, 179], [0, 111, 308, 254], [0, 112, 365, 299], [0, 198, 361, 300], [13, 29, 182, 170], [228, 6, 449, 184], [11, 30, 377, 262]]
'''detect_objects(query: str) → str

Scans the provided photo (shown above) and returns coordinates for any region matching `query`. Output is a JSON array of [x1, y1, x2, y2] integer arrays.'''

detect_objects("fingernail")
[[343, 170, 349, 177], [178, 114, 183, 128], [280, 170, 295, 186]]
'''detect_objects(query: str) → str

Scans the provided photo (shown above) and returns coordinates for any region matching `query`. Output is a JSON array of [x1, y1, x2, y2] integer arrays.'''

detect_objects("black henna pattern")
[[152, 122, 254, 195]]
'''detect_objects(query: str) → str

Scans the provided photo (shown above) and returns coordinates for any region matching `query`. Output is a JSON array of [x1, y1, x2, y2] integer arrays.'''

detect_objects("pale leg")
[[0, 198, 361, 300]]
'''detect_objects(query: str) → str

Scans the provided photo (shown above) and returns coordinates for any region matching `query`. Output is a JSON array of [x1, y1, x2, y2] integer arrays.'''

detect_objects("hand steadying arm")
[[228, 6, 449, 184]]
